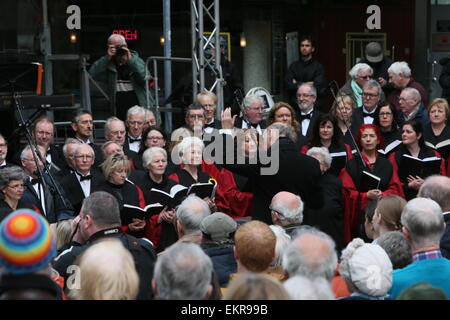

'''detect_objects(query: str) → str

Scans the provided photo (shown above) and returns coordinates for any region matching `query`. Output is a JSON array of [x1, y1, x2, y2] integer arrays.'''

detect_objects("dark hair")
[[402, 119, 425, 149], [299, 35, 315, 47], [139, 126, 170, 154], [308, 113, 343, 148], [185, 103, 205, 118], [373, 103, 398, 130], [72, 109, 93, 124], [356, 124, 384, 151]]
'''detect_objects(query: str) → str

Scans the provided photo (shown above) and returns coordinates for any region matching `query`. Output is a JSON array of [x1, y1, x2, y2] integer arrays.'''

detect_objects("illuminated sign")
[[112, 29, 138, 41]]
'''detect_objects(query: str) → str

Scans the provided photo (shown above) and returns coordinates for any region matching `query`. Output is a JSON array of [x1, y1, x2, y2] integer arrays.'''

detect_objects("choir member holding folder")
[[300, 113, 353, 177], [96, 153, 146, 236], [423, 98, 450, 169], [389, 119, 446, 200], [339, 124, 404, 244], [140, 147, 184, 252], [373, 103, 402, 158]]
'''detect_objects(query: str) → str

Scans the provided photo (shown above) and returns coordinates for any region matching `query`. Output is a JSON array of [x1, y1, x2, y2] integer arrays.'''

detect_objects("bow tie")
[[78, 173, 93, 181], [129, 137, 141, 143], [363, 112, 375, 118], [30, 178, 41, 185], [205, 122, 215, 129], [299, 113, 312, 121]]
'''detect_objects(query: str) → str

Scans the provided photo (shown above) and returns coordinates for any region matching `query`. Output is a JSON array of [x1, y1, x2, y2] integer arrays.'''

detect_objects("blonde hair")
[[55, 219, 74, 250], [427, 97, 450, 119], [69, 239, 139, 300], [100, 153, 130, 179], [330, 95, 356, 116], [376, 195, 407, 231], [223, 273, 291, 300]]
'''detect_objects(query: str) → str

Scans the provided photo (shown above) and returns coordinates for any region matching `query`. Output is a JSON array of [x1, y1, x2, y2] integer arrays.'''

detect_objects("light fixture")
[[240, 32, 246, 48], [160, 35, 165, 45], [69, 32, 77, 43]]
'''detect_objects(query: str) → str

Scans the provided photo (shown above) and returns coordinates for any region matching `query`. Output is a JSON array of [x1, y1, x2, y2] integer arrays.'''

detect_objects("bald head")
[[270, 191, 304, 226], [282, 227, 337, 281], [418, 175, 450, 212]]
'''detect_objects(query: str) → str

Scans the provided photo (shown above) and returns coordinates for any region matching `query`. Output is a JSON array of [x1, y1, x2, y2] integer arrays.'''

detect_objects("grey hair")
[[81, 191, 121, 228], [401, 198, 444, 247], [418, 175, 450, 212], [62, 138, 82, 158], [142, 147, 167, 168], [362, 79, 382, 95], [266, 122, 296, 142], [284, 276, 335, 300], [402, 87, 421, 104], [0, 166, 27, 190], [377, 231, 412, 270], [177, 136, 204, 160], [153, 242, 213, 300], [126, 105, 146, 120], [307, 147, 332, 170], [388, 61, 412, 77], [104, 116, 124, 136], [299, 82, 317, 97], [349, 63, 373, 79], [271, 194, 304, 225], [74, 143, 95, 158], [196, 90, 217, 105], [108, 34, 126, 45], [282, 226, 338, 281], [269, 225, 292, 267], [176, 194, 211, 234], [243, 95, 264, 109]]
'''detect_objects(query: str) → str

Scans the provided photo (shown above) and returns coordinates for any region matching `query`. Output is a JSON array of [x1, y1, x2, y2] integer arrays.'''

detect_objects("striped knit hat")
[[0, 209, 56, 274]]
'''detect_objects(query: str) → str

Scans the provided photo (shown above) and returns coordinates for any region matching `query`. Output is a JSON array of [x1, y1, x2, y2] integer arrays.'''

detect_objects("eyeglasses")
[[110, 130, 125, 135], [7, 183, 25, 190], [248, 107, 264, 111], [363, 92, 379, 98], [379, 112, 393, 117], [398, 97, 411, 102], [75, 155, 94, 160], [147, 136, 164, 141], [296, 94, 315, 98], [188, 114, 205, 119], [78, 120, 93, 125], [127, 120, 144, 126], [357, 75, 372, 80]]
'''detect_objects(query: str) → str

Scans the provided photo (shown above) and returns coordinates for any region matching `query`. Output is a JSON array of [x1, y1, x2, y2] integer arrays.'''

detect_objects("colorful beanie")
[[0, 209, 56, 274]]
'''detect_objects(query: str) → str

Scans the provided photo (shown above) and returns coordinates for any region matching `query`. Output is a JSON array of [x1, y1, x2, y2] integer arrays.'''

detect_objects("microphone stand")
[[328, 80, 367, 169], [10, 81, 70, 209]]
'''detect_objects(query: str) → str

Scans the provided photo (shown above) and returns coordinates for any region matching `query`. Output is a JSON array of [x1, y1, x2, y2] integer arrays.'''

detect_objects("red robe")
[[340, 153, 404, 244]]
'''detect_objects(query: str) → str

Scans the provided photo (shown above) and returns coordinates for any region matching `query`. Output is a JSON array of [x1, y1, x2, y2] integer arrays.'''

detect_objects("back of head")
[[176, 195, 211, 235], [388, 61, 411, 77], [418, 175, 450, 212], [69, 239, 139, 300], [401, 198, 444, 247], [81, 192, 121, 229], [283, 275, 335, 300], [0, 209, 56, 275], [282, 226, 337, 281], [269, 225, 291, 267], [339, 238, 393, 297], [200, 212, 237, 244], [397, 282, 448, 300], [234, 221, 276, 272], [270, 191, 304, 226], [223, 272, 291, 300], [376, 231, 412, 270], [376, 195, 407, 232], [153, 242, 213, 300]]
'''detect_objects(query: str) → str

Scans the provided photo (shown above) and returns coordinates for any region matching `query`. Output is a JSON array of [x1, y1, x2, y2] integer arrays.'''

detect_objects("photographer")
[[89, 34, 154, 121]]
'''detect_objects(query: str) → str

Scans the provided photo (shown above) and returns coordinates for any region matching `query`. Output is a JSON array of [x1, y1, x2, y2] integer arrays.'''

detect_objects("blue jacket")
[[203, 244, 237, 287]]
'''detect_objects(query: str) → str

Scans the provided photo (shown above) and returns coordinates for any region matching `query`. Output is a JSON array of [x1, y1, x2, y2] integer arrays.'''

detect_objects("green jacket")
[[88, 50, 155, 113]]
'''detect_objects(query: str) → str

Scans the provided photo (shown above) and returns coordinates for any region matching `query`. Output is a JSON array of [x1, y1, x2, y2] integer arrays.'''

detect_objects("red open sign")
[[112, 30, 138, 41]]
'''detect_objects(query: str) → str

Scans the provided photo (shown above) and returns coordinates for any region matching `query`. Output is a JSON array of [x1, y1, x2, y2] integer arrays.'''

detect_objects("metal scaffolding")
[[191, 0, 224, 116]]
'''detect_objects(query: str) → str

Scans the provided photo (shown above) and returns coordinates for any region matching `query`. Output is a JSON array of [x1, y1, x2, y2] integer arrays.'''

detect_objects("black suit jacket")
[[351, 106, 378, 132], [295, 108, 323, 140], [60, 169, 106, 214], [222, 135, 323, 224], [21, 173, 75, 224], [234, 117, 267, 130]]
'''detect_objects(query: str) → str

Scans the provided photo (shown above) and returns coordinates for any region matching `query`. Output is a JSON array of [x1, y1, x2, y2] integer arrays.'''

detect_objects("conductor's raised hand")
[[221, 107, 236, 130]]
